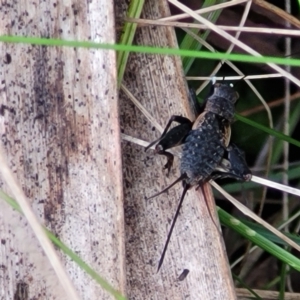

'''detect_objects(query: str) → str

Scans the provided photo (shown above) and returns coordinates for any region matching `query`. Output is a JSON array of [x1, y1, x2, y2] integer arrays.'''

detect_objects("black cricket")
[[145, 83, 252, 271]]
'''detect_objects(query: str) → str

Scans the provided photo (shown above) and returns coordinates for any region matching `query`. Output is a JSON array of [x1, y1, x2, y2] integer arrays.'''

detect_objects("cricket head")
[[212, 83, 239, 104], [205, 83, 239, 123]]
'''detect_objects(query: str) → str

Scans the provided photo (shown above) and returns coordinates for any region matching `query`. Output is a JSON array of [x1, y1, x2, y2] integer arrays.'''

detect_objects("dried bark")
[[117, 0, 236, 299], [0, 1, 125, 299]]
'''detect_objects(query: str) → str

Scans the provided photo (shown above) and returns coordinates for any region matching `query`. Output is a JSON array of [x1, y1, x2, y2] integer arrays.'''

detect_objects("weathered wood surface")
[[0, 1, 125, 299], [117, 0, 236, 299]]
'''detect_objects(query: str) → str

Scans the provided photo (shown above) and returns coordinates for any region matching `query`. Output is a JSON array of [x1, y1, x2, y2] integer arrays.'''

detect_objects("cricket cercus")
[[145, 83, 252, 271]]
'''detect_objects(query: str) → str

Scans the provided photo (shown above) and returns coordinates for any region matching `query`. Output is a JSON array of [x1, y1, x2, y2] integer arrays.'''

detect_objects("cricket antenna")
[[157, 181, 190, 272], [146, 174, 187, 200]]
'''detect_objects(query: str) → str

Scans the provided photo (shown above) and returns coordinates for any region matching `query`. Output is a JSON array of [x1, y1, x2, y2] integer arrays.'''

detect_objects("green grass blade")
[[0, 190, 127, 300], [239, 219, 300, 246], [117, 0, 145, 88], [218, 207, 300, 272], [279, 261, 287, 300], [1, 36, 300, 67], [232, 274, 262, 300], [236, 113, 300, 148], [271, 99, 300, 165], [45, 230, 127, 300]]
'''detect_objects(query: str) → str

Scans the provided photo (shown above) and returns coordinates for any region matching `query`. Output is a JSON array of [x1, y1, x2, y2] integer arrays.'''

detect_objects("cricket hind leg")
[[226, 143, 251, 181], [145, 115, 193, 175], [211, 143, 251, 182]]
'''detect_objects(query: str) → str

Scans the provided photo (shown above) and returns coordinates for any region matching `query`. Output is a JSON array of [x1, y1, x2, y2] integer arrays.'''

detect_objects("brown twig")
[[240, 92, 300, 116], [253, 0, 300, 29]]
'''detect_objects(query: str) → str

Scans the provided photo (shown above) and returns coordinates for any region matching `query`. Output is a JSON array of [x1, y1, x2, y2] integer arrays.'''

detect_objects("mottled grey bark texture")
[[0, 0, 237, 299], [116, 0, 236, 299], [0, 1, 125, 299]]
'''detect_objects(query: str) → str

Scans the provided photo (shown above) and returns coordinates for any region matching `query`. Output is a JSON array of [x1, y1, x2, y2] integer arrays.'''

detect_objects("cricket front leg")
[[154, 148, 174, 175], [145, 115, 192, 175], [145, 115, 192, 151]]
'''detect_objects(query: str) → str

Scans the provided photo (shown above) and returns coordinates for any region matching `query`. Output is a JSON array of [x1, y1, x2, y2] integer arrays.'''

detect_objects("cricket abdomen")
[[180, 112, 226, 186]]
